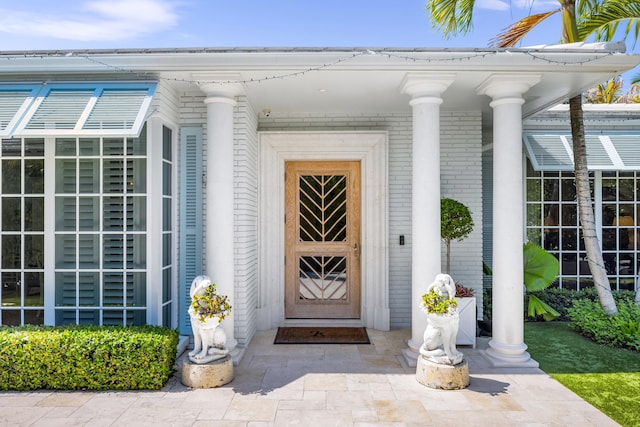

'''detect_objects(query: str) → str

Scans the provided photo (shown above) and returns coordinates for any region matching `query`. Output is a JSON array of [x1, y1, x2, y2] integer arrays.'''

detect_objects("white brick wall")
[[176, 102, 483, 331], [233, 97, 259, 346], [259, 111, 484, 327]]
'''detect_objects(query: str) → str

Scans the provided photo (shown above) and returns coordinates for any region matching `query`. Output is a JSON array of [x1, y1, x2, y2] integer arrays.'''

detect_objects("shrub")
[[567, 298, 640, 352], [527, 287, 635, 321], [0, 325, 178, 391]]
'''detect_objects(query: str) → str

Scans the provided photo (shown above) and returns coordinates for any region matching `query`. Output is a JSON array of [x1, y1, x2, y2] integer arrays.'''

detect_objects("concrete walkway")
[[0, 329, 618, 426]]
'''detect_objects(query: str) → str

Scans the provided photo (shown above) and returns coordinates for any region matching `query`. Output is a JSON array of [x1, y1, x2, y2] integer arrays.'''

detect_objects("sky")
[[0, 0, 637, 81]]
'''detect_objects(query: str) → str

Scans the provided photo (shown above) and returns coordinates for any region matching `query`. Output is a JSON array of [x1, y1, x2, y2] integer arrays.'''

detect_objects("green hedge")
[[0, 325, 178, 391], [567, 298, 640, 352]]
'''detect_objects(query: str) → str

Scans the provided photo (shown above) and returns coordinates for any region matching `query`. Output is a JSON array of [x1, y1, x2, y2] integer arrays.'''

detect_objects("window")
[[526, 159, 639, 291], [161, 125, 173, 328], [54, 128, 148, 325], [0, 138, 45, 325]]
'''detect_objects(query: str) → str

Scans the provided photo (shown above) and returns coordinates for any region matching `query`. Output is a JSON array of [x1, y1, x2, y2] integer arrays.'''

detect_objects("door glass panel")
[[299, 255, 347, 301], [299, 174, 347, 242]]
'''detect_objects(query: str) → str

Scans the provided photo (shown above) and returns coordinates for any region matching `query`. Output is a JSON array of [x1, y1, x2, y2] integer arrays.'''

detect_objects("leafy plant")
[[440, 198, 474, 275], [524, 243, 561, 321], [568, 298, 640, 351], [420, 287, 458, 316], [190, 283, 232, 323], [455, 283, 475, 298]]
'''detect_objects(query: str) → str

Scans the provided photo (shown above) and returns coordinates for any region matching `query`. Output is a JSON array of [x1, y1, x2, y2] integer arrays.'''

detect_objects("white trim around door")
[[257, 131, 389, 330]]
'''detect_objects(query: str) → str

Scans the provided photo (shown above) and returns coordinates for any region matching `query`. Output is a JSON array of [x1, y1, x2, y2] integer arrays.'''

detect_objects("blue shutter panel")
[[179, 127, 203, 334]]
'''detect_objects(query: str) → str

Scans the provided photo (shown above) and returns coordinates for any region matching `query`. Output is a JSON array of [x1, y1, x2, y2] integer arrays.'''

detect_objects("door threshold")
[[283, 319, 364, 328]]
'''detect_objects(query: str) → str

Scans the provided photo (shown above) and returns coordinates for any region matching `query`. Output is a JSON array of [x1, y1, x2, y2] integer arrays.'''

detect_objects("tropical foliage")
[[585, 76, 640, 103], [523, 243, 561, 320]]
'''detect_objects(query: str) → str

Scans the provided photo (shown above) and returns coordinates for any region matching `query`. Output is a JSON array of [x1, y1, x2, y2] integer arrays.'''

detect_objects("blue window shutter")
[[179, 127, 203, 335]]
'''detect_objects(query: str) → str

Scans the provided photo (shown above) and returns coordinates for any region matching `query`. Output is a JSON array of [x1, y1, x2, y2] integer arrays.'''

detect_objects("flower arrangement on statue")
[[190, 282, 232, 323], [420, 287, 458, 316]]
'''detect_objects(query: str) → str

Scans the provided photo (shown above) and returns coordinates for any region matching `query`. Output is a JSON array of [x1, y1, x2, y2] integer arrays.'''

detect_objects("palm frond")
[[426, 0, 476, 38], [578, 0, 640, 46], [491, 10, 560, 48]]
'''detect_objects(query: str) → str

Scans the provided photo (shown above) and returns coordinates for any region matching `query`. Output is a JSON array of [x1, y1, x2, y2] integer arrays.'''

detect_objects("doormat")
[[274, 327, 370, 344]]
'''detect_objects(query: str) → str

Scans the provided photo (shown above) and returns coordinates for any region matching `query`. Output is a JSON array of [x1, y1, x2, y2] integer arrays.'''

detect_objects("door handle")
[[354, 242, 359, 259]]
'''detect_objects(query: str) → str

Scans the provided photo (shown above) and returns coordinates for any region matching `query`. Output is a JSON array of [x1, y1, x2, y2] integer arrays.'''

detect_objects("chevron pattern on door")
[[285, 161, 361, 319]]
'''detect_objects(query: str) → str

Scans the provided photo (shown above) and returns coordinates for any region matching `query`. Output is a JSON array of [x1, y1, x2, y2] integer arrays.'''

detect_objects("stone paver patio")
[[0, 329, 618, 426]]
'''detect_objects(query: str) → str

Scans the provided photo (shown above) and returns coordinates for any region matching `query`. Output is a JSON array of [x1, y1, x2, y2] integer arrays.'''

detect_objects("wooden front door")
[[285, 161, 361, 319]]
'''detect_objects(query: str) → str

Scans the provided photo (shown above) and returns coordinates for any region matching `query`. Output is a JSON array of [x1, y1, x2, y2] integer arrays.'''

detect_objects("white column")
[[400, 73, 455, 367], [197, 75, 244, 358], [477, 74, 541, 367]]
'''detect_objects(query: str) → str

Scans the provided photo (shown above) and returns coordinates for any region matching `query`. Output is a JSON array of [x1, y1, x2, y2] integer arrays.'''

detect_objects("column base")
[[402, 339, 422, 367], [229, 345, 246, 366], [481, 339, 539, 368]]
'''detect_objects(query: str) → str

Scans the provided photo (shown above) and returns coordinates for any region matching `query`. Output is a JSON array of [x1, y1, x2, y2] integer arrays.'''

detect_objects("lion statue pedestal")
[[180, 275, 234, 389], [181, 355, 234, 389]]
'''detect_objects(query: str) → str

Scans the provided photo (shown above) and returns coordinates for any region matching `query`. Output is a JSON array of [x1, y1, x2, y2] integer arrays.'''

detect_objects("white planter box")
[[455, 297, 476, 348]]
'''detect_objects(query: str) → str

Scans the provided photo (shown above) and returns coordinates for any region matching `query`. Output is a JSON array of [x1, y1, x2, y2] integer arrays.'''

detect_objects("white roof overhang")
[[0, 82, 156, 138], [524, 133, 640, 171], [0, 44, 637, 120]]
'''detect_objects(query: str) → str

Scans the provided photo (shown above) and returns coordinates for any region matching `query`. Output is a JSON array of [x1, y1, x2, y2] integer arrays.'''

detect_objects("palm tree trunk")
[[569, 95, 618, 315]]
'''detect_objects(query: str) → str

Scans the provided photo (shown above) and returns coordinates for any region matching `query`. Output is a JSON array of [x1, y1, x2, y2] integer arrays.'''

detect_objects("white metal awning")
[[523, 133, 640, 171], [0, 82, 156, 138]]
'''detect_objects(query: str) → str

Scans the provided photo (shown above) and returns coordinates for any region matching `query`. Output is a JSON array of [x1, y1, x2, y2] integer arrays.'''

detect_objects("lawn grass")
[[525, 321, 640, 427]]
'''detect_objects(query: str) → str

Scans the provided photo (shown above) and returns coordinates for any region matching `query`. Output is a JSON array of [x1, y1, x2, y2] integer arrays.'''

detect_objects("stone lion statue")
[[188, 275, 229, 364], [420, 273, 464, 365]]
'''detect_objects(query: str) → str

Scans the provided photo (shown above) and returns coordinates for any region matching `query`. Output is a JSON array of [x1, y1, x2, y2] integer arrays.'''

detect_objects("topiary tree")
[[441, 198, 474, 275]]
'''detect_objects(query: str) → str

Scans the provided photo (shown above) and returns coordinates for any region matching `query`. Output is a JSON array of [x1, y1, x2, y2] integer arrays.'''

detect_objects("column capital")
[[476, 73, 541, 101], [193, 72, 245, 99], [400, 72, 455, 101]]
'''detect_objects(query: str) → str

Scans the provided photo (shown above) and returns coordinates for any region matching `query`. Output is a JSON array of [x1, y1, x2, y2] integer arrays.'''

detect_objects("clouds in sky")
[[0, 0, 178, 42], [476, 0, 559, 11]]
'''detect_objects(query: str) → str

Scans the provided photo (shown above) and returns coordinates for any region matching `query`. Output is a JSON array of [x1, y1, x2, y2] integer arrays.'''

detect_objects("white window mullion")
[[43, 137, 56, 325]]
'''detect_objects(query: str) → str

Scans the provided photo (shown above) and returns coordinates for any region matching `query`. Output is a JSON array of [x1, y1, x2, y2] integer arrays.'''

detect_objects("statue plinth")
[[181, 355, 234, 388], [416, 356, 469, 390]]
